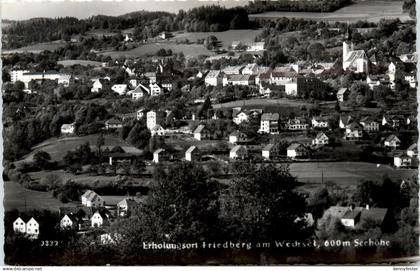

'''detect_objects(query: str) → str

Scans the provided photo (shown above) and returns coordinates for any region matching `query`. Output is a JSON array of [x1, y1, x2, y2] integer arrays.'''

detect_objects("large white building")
[[13, 217, 39, 239], [81, 190, 105, 208], [205, 70, 223, 87], [147, 111, 157, 130]]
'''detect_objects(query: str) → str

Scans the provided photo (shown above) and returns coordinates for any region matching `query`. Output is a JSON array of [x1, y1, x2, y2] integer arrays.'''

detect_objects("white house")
[[61, 123, 75, 135], [259, 113, 279, 134], [131, 84, 149, 100], [205, 70, 223, 87], [359, 117, 380, 132], [337, 88, 350, 102], [313, 132, 329, 146], [111, 84, 128, 95], [91, 211, 109, 228], [384, 134, 401, 149], [10, 69, 30, 83], [345, 122, 363, 141], [222, 65, 244, 75], [229, 130, 248, 144], [91, 79, 103, 93], [394, 153, 412, 168], [151, 124, 165, 136], [339, 115, 353, 129], [193, 124, 210, 141], [262, 144, 275, 160], [81, 190, 105, 208], [246, 42, 265, 52], [60, 214, 79, 230], [242, 63, 259, 75], [13, 217, 26, 234], [146, 111, 157, 130], [26, 218, 40, 238], [233, 111, 249, 125], [117, 198, 142, 217], [404, 73, 417, 88], [285, 80, 298, 96], [342, 41, 368, 73], [311, 116, 329, 128], [185, 146, 201, 162], [407, 143, 418, 157], [153, 148, 168, 163], [284, 117, 309, 131], [149, 83, 163, 96], [287, 143, 308, 159], [230, 145, 248, 160], [270, 71, 298, 86]]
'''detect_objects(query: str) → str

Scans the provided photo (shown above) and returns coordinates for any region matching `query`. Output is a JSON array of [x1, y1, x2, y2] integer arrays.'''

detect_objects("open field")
[[18, 135, 141, 164], [4, 182, 77, 212], [213, 98, 313, 110], [100, 43, 213, 59], [2, 40, 66, 54], [249, 1, 412, 23], [289, 161, 417, 186], [57, 60, 104, 67], [172, 29, 263, 49]]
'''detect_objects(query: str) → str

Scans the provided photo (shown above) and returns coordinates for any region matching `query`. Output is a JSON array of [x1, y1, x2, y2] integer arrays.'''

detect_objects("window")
[[35, 229, 38, 233]]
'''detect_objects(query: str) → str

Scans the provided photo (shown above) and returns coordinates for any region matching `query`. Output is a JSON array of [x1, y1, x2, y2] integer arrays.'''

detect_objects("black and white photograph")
[[1, 0, 418, 266]]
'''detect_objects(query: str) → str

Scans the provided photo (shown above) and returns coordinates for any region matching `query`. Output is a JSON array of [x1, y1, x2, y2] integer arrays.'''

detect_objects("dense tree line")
[[245, 0, 352, 14]]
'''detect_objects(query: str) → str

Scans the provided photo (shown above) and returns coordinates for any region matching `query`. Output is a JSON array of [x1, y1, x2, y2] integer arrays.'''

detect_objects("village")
[[1, 1, 418, 263]]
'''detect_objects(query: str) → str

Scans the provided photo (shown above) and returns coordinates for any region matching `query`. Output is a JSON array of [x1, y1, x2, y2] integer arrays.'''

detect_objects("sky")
[[1, 0, 249, 20]]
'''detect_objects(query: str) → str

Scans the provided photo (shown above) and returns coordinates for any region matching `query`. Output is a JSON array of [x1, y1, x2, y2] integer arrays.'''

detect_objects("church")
[[342, 41, 368, 73]]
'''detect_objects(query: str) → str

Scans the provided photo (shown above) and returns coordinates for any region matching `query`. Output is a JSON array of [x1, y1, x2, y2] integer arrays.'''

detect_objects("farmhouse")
[[149, 83, 164, 96], [204, 70, 223, 87], [91, 79, 103, 93], [193, 124, 210, 141], [312, 132, 329, 146], [337, 88, 349, 102], [185, 146, 201, 162], [224, 74, 255, 86], [345, 122, 363, 141], [91, 210, 110, 228], [270, 71, 298, 86], [287, 143, 308, 159], [339, 115, 353, 129], [246, 42, 265, 52], [407, 143, 418, 157], [359, 116, 380, 132], [284, 117, 309, 131], [117, 198, 143, 217], [13, 217, 39, 238], [242, 63, 259, 75], [230, 145, 248, 160], [259, 113, 279, 134], [222, 65, 244, 75], [394, 153, 412, 168], [262, 143, 276, 160], [111, 84, 128, 95], [229, 130, 248, 144], [60, 214, 82, 230], [81, 190, 105, 208], [131, 84, 149, 100], [384, 134, 401, 149], [151, 124, 165, 136], [105, 118, 123, 130], [233, 111, 249, 125], [153, 148, 169, 163], [311, 116, 329, 128], [61, 122, 75, 135], [341, 206, 388, 230]]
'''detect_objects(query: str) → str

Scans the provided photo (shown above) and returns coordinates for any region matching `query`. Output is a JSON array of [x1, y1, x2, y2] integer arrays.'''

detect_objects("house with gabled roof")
[[384, 134, 401, 149], [193, 124, 210, 141], [359, 116, 380, 132], [342, 41, 368, 73], [60, 213, 83, 230], [13, 217, 26, 234], [287, 143, 308, 159], [91, 210, 111, 228], [61, 122, 75, 135], [337, 87, 349, 102], [91, 79, 103, 93], [230, 145, 248, 160], [382, 115, 404, 129], [185, 146, 201, 162], [233, 111, 249, 125], [259, 113, 279, 134], [153, 148, 169, 163], [13, 217, 39, 239], [229, 130, 248, 144], [394, 153, 412, 168], [407, 143, 418, 157], [117, 198, 144, 217], [131, 83, 150, 100], [312, 132, 329, 146], [81, 190, 105, 208], [339, 115, 353, 129], [111, 84, 128, 95], [262, 143, 277, 160], [284, 117, 309, 131], [105, 118, 123, 130], [151, 124, 165, 136], [311, 116, 329, 129], [345, 122, 363, 141]]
